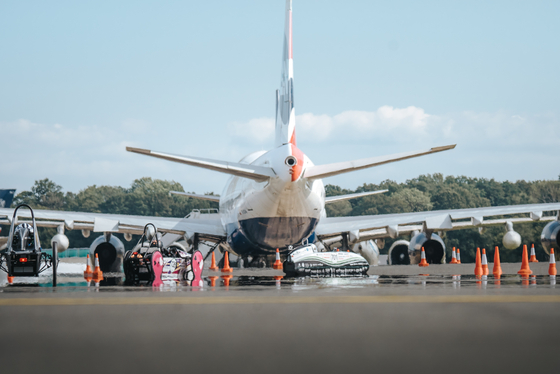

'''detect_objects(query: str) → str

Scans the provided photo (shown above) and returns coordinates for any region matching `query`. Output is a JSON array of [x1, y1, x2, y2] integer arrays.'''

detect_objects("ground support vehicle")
[[284, 243, 369, 277], [0, 204, 58, 286], [123, 224, 203, 286]]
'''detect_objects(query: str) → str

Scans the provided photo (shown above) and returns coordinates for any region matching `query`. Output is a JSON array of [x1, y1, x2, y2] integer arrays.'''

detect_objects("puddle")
[[1, 270, 557, 292]]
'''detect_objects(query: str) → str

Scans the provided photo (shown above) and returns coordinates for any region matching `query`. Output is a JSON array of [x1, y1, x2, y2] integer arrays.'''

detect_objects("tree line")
[[3, 175, 560, 262]]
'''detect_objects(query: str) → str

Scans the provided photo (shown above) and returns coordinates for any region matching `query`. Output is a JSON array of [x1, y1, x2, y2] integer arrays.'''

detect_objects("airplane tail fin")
[[275, 0, 296, 148], [0, 189, 16, 208]]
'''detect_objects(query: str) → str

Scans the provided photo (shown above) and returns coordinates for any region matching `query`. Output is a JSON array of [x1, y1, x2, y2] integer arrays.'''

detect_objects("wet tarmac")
[[1, 262, 559, 373]]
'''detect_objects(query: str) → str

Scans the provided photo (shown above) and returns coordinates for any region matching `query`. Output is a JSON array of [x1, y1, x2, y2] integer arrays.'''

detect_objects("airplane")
[[0, 189, 15, 209], [1, 0, 560, 271], [0, 189, 16, 247]]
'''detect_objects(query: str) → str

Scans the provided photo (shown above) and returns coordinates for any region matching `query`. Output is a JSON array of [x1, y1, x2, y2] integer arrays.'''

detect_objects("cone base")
[[517, 269, 533, 276], [92, 272, 104, 283]]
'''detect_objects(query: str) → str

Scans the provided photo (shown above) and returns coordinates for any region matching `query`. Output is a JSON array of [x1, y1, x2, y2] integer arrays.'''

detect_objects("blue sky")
[[1, 0, 559, 195]]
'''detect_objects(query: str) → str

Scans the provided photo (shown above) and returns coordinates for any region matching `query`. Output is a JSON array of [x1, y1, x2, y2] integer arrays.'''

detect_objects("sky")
[[1, 0, 559, 195]]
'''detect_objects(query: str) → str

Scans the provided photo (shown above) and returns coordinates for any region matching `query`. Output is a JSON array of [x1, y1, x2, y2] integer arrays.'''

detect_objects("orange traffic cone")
[[450, 247, 458, 264], [7, 276, 14, 284], [481, 248, 489, 276], [529, 244, 538, 262], [273, 248, 283, 270], [549, 248, 557, 276], [518, 244, 533, 276], [456, 248, 461, 264], [92, 253, 103, 283], [209, 252, 219, 271], [474, 248, 483, 277], [84, 254, 93, 282], [221, 251, 232, 273], [493, 246, 503, 278], [418, 247, 429, 267]]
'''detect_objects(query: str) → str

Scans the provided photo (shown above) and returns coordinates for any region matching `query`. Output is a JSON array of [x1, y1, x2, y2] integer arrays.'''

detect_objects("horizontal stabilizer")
[[126, 147, 275, 182], [304, 145, 456, 180], [169, 191, 220, 202], [325, 189, 388, 204]]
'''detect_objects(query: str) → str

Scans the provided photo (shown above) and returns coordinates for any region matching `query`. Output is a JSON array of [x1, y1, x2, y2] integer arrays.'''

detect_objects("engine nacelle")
[[89, 233, 125, 273], [408, 232, 446, 264], [502, 221, 521, 250], [352, 240, 379, 265], [51, 233, 69, 252], [388, 240, 410, 265], [51, 225, 69, 252], [541, 221, 560, 259]]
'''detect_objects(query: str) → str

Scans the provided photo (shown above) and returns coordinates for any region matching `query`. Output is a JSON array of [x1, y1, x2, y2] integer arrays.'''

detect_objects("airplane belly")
[[239, 216, 318, 253], [225, 216, 319, 256]]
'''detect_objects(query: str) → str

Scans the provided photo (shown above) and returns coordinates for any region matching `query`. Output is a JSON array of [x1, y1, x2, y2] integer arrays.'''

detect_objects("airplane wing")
[[325, 190, 388, 204], [304, 145, 456, 180], [0, 208, 226, 242], [126, 147, 275, 182], [169, 191, 220, 202], [315, 203, 560, 242]]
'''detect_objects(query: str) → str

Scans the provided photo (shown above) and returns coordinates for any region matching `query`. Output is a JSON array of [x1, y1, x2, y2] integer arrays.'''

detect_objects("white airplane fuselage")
[[219, 143, 325, 256]]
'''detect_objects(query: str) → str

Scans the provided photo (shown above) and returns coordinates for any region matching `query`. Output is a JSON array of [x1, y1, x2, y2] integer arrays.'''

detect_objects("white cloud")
[[228, 106, 432, 145], [227, 117, 274, 144], [224, 106, 560, 188], [2, 107, 559, 195]]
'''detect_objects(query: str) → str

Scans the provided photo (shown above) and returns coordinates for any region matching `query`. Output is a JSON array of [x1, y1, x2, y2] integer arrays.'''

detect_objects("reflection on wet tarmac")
[[1, 271, 559, 291]]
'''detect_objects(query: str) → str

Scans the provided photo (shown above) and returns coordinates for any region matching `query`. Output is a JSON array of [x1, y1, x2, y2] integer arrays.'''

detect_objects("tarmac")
[[1, 260, 559, 374]]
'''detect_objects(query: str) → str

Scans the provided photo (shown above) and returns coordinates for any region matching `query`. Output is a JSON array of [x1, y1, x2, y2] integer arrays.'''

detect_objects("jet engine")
[[408, 232, 446, 264], [51, 226, 69, 252], [502, 221, 522, 250], [387, 240, 411, 265], [541, 220, 560, 259], [352, 240, 379, 265], [89, 233, 125, 273]]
